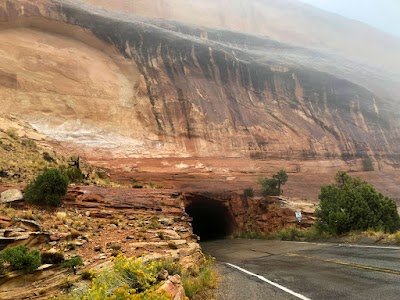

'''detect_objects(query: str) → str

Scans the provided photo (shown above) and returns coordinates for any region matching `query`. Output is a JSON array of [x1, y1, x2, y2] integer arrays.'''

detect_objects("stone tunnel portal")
[[183, 194, 235, 241]]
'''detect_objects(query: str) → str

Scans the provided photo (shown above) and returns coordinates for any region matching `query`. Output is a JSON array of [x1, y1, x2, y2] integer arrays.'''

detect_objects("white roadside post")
[[295, 211, 302, 226]]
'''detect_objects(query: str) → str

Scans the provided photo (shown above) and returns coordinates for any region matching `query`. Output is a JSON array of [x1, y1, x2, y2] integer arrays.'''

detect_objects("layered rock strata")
[[0, 0, 398, 162]]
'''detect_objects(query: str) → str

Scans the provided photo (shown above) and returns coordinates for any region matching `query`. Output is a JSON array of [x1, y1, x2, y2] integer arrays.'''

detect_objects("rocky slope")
[[0, 186, 203, 299], [0, 0, 399, 163], [0, 114, 64, 183]]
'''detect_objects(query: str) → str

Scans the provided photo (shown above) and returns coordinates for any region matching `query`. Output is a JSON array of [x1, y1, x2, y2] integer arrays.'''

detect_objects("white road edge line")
[[338, 244, 400, 250], [296, 241, 400, 251], [226, 263, 311, 300], [296, 242, 328, 246]]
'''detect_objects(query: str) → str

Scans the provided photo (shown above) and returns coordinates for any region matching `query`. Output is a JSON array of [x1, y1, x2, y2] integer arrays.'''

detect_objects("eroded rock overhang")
[[0, 0, 399, 161]]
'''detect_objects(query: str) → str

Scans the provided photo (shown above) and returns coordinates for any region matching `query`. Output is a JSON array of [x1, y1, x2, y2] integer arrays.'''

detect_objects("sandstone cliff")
[[83, 0, 400, 82], [0, 0, 399, 162]]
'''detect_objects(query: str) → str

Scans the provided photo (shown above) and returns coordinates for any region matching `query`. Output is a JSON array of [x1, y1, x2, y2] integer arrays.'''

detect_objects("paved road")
[[202, 240, 400, 300]]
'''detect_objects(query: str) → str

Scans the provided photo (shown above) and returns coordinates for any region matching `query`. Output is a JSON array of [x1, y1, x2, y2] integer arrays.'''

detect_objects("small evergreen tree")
[[258, 177, 280, 196], [315, 171, 400, 234], [258, 170, 288, 196], [273, 170, 288, 194], [24, 168, 69, 207]]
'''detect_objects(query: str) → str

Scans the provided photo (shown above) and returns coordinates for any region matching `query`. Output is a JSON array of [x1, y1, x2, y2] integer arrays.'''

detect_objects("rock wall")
[[227, 194, 315, 233], [183, 192, 314, 236], [0, 0, 399, 162]]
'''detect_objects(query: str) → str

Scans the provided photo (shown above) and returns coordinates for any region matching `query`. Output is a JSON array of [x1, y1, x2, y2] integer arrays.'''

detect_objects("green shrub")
[[277, 227, 304, 241], [0, 259, 5, 276], [24, 168, 69, 207], [275, 226, 332, 241], [62, 256, 84, 269], [65, 167, 84, 183], [0, 246, 41, 273], [301, 226, 331, 240], [81, 269, 96, 280], [258, 177, 280, 196], [243, 188, 254, 197], [316, 171, 400, 235], [96, 170, 108, 179], [258, 170, 288, 196]]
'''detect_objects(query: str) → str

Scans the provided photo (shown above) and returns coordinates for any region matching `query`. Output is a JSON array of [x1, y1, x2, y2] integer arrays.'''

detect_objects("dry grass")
[[182, 256, 219, 299], [388, 231, 400, 243]]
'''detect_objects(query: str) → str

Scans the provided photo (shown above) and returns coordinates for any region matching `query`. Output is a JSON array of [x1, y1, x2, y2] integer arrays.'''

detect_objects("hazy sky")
[[298, 0, 400, 38]]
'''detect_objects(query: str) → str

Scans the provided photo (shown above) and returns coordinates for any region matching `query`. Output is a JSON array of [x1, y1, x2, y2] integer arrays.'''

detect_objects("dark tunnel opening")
[[183, 194, 235, 241]]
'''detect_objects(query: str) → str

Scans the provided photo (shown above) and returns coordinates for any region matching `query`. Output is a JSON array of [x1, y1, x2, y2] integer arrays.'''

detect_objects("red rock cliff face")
[[0, 0, 399, 162], [83, 0, 400, 80]]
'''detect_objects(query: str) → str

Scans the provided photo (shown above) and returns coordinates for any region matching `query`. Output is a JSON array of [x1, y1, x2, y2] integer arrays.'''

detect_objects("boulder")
[[56, 212, 67, 220], [0, 232, 50, 250], [0, 189, 23, 204], [179, 243, 205, 271], [14, 219, 42, 232], [160, 230, 181, 240], [80, 194, 106, 203], [157, 269, 169, 280], [159, 218, 174, 226], [157, 275, 186, 300]]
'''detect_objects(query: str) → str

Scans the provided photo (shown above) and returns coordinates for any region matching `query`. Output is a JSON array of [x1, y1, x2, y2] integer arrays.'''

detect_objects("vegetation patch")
[[24, 168, 69, 207], [62, 256, 84, 269], [258, 170, 288, 196], [182, 256, 218, 299], [65, 167, 84, 183], [237, 171, 400, 242], [5, 128, 18, 140], [315, 171, 400, 235], [0, 245, 41, 273], [243, 187, 254, 197], [54, 255, 217, 300]]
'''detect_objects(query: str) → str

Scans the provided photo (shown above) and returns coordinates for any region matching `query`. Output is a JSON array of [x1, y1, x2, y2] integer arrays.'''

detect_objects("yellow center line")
[[286, 253, 400, 276]]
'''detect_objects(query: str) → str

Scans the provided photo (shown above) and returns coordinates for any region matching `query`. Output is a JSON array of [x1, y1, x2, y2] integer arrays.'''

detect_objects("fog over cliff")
[[0, 0, 399, 162]]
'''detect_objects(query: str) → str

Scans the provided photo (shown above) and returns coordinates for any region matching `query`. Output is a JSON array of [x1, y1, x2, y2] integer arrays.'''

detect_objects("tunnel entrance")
[[183, 193, 235, 241]]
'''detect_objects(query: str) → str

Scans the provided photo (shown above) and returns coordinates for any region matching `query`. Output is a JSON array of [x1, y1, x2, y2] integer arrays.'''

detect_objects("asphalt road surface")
[[201, 240, 400, 300]]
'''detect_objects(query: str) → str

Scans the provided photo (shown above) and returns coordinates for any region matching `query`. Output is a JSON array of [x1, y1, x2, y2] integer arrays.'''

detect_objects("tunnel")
[[183, 193, 236, 241]]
